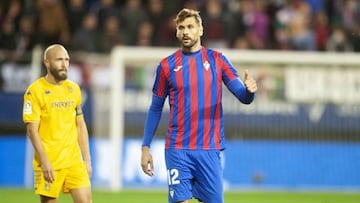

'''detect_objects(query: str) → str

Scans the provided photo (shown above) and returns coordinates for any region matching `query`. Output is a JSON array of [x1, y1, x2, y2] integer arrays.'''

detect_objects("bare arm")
[[26, 122, 55, 183], [77, 116, 92, 177]]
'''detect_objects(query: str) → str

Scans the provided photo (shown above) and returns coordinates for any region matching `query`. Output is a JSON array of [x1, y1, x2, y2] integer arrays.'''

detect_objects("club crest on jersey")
[[203, 61, 210, 71], [169, 187, 174, 198], [45, 90, 51, 94], [68, 86, 73, 93], [174, 65, 182, 72]]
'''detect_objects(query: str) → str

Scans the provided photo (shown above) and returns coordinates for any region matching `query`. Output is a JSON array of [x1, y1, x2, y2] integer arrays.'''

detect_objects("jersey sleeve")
[[74, 84, 84, 118], [152, 62, 169, 98], [23, 86, 41, 123], [220, 53, 239, 85]]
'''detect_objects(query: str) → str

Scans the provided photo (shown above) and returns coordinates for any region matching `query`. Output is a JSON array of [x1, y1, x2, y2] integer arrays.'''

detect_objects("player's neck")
[[182, 43, 201, 54], [45, 74, 64, 85]]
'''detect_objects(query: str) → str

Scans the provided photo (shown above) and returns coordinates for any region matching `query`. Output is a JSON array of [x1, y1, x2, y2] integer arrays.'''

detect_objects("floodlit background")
[[0, 0, 360, 195]]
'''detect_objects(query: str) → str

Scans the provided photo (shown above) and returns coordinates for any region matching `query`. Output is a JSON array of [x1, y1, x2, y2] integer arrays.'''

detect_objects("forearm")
[[77, 118, 91, 161], [26, 123, 48, 163], [227, 78, 255, 104], [142, 94, 165, 147]]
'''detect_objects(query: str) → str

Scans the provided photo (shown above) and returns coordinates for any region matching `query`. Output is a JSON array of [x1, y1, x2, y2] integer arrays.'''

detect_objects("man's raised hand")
[[244, 69, 257, 93]]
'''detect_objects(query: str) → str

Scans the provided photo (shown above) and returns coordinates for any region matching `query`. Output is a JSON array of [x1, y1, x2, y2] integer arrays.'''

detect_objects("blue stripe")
[[182, 55, 191, 148], [208, 50, 218, 149]]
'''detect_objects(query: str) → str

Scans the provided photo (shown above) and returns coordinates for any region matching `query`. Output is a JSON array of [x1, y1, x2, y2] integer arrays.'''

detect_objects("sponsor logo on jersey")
[[174, 66, 182, 72]]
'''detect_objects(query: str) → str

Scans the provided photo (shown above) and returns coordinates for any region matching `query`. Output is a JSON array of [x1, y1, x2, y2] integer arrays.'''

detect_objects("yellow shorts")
[[34, 163, 91, 198]]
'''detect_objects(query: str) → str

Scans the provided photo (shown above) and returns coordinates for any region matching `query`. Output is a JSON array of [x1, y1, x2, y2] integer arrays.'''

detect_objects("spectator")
[[201, 0, 229, 48], [72, 12, 100, 52], [136, 20, 154, 46], [146, 0, 167, 46], [34, 0, 71, 47], [119, 0, 148, 45], [240, 0, 269, 49], [326, 25, 351, 52], [313, 11, 329, 51], [0, 18, 17, 58], [157, 14, 178, 47], [13, 14, 37, 61], [65, 0, 88, 36], [276, 0, 316, 51], [90, 0, 119, 30], [98, 15, 126, 53], [4, 0, 23, 31]]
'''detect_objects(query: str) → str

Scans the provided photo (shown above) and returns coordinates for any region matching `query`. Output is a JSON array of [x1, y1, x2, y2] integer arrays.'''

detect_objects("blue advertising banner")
[[3, 137, 359, 190]]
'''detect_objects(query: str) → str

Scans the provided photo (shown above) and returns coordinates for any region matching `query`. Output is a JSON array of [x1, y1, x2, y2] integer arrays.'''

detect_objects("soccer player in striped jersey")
[[141, 8, 257, 203], [23, 44, 92, 203]]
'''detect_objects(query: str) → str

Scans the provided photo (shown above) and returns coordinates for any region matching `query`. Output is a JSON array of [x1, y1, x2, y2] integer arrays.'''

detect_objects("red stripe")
[[174, 51, 184, 149], [222, 55, 237, 81], [202, 48, 211, 150], [161, 59, 172, 149], [189, 57, 198, 150], [156, 61, 167, 97], [213, 52, 222, 150]]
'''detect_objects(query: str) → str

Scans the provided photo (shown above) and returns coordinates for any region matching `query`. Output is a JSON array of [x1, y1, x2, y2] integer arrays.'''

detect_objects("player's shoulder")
[[63, 80, 81, 91], [64, 79, 79, 87], [26, 77, 45, 92], [160, 48, 181, 62], [204, 47, 223, 57]]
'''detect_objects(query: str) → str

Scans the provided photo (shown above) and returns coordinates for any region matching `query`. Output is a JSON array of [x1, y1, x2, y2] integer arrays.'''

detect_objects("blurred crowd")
[[1, 0, 360, 60]]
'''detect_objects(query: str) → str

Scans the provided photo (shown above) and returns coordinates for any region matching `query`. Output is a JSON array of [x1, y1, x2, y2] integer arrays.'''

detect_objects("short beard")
[[181, 38, 198, 50], [50, 67, 67, 81]]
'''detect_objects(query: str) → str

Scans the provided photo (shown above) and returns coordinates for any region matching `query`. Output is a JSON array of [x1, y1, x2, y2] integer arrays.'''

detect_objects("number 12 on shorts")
[[167, 169, 180, 185]]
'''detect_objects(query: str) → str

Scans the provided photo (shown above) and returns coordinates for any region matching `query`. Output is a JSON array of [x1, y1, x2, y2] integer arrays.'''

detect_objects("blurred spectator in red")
[[35, 0, 71, 47], [72, 12, 100, 52], [313, 11, 329, 51]]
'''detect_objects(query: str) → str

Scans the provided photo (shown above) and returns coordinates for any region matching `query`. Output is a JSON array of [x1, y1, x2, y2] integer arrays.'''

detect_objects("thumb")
[[244, 69, 249, 80]]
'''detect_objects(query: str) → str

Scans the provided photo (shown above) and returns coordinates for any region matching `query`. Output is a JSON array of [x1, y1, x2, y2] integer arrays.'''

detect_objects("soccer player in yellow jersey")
[[23, 44, 92, 203]]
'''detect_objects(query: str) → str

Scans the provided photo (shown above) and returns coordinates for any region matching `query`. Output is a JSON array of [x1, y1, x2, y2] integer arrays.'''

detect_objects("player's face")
[[176, 16, 203, 51], [45, 47, 69, 81]]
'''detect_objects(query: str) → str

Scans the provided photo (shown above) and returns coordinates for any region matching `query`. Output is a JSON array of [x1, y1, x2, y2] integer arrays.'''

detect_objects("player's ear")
[[199, 25, 203, 37], [43, 59, 49, 68]]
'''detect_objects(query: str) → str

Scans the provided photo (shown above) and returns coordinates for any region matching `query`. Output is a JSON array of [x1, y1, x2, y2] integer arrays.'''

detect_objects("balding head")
[[43, 44, 68, 60], [43, 44, 70, 83]]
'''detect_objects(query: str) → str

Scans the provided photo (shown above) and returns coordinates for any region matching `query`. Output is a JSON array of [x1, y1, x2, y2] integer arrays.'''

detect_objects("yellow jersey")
[[23, 77, 84, 170]]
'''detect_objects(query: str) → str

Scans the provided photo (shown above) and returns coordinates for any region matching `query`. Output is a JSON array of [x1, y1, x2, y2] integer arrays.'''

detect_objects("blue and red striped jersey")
[[152, 47, 240, 150]]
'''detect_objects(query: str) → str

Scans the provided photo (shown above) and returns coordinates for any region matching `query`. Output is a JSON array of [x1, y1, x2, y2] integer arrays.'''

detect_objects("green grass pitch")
[[0, 189, 359, 203]]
